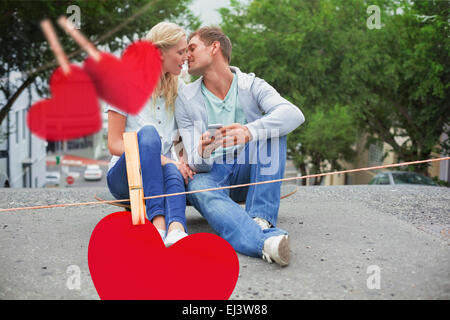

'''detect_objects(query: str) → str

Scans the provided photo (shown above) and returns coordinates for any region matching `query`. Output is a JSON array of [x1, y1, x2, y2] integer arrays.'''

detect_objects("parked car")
[[369, 171, 438, 186], [45, 171, 61, 187], [83, 165, 103, 181]]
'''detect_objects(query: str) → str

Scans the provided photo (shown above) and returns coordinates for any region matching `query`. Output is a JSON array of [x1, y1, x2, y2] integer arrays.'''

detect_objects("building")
[[46, 108, 109, 161], [0, 87, 47, 188]]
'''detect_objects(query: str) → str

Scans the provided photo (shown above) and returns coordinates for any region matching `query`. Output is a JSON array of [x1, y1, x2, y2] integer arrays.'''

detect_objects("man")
[[175, 27, 305, 266]]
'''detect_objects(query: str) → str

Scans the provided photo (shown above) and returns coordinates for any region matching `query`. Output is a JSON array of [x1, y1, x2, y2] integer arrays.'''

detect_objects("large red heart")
[[83, 41, 162, 115], [27, 65, 102, 141], [88, 211, 239, 300]]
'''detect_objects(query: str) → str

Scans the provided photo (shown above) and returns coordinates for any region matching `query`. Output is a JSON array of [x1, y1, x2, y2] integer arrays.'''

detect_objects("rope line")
[[0, 156, 448, 213]]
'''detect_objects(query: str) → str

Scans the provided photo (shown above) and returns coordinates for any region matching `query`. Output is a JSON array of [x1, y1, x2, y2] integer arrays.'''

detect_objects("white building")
[[0, 86, 47, 188]]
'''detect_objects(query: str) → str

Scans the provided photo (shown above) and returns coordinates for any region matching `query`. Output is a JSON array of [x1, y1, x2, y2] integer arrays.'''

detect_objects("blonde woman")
[[106, 22, 194, 247]]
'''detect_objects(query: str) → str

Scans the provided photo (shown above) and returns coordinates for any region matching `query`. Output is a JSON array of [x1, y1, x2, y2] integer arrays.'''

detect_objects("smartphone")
[[207, 123, 223, 136]]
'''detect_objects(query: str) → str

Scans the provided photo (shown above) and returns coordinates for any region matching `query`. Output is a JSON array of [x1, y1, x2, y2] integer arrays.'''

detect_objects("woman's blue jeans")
[[107, 125, 187, 232], [187, 136, 288, 258]]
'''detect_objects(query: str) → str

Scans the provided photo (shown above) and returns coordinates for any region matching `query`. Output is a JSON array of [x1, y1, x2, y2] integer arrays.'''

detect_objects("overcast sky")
[[189, 0, 232, 25]]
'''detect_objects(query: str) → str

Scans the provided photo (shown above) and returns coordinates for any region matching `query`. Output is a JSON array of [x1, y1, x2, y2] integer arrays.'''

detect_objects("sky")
[[189, 0, 231, 25]]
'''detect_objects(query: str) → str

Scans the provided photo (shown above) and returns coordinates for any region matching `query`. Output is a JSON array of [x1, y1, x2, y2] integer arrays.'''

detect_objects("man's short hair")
[[188, 26, 232, 63]]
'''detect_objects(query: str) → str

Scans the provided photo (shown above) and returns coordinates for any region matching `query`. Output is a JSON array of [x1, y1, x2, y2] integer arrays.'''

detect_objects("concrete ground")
[[0, 185, 449, 299]]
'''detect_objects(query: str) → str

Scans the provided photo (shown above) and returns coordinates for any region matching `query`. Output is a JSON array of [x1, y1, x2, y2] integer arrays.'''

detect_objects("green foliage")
[[432, 176, 450, 188], [342, 0, 450, 173], [288, 104, 358, 184], [220, 0, 361, 179], [220, 0, 449, 177]]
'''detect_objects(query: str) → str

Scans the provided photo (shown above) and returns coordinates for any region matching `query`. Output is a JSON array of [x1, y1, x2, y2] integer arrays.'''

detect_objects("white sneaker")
[[164, 229, 188, 247], [157, 229, 166, 241], [262, 235, 290, 267], [253, 217, 272, 230]]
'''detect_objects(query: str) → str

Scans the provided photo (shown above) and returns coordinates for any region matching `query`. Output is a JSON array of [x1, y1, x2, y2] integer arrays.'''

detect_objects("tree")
[[288, 105, 358, 185], [341, 0, 450, 174], [220, 0, 360, 181], [0, 0, 200, 126], [220, 0, 449, 178]]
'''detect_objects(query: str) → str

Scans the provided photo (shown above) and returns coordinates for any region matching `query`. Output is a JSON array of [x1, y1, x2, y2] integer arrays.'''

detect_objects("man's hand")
[[198, 123, 252, 158], [198, 130, 223, 158], [219, 123, 252, 148]]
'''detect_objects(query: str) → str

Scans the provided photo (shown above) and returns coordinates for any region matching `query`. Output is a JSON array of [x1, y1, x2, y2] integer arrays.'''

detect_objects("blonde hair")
[[145, 22, 185, 113]]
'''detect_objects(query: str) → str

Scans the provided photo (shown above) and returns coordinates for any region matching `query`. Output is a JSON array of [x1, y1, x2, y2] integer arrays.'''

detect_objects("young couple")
[[106, 22, 305, 266]]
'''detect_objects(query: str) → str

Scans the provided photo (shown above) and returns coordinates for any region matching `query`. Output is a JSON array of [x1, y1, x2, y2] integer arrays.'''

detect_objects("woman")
[[106, 22, 194, 247]]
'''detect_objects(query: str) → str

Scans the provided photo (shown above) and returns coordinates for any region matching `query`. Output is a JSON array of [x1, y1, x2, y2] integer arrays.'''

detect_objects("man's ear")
[[211, 41, 221, 56]]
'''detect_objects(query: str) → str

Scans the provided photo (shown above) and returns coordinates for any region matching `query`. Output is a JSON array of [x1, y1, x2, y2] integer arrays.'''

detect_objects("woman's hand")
[[162, 156, 195, 185], [175, 160, 196, 185]]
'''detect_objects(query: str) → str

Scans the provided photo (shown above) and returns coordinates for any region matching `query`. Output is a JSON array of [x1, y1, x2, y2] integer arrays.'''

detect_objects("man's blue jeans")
[[107, 125, 187, 232], [187, 136, 288, 258]]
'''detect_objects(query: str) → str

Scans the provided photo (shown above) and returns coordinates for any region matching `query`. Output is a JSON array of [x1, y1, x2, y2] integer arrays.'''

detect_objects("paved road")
[[0, 185, 449, 299]]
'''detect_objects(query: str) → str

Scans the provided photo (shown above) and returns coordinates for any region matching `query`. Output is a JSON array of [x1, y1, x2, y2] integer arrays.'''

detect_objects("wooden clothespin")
[[123, 132, 146, 225], [40, 20, 71, 74], [57, 16, 101, 62]]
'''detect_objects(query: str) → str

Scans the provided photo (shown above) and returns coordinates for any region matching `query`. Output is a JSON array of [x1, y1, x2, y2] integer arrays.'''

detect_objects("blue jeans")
[[107, 125, 187, 232], [187, 136, 288, 258]]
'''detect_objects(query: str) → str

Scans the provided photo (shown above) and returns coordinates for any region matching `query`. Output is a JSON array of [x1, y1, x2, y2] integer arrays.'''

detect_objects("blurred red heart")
[[88, 211, 239, 300], [27, 65, 101, 141], [83, 41, 162, 115]]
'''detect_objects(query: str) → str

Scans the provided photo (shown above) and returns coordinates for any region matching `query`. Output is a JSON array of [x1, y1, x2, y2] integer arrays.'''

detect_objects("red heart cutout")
[[27, 65, 102, 141], [83, 41, 162, 115], [88, 211, 239, 300]]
